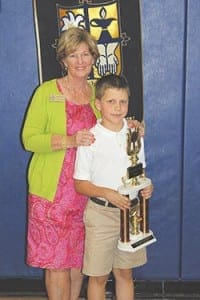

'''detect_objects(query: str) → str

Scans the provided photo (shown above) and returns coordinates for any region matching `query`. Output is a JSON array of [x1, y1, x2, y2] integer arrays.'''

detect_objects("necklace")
[[62, 77, 89, 93], [60, 77, 91, 104]]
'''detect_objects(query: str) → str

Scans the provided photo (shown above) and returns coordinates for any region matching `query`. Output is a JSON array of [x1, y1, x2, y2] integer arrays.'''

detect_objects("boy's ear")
[[95, 98, 101, 111]]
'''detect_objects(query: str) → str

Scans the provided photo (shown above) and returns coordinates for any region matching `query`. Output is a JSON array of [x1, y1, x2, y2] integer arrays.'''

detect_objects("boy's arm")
[[74, 179, 131, 210]]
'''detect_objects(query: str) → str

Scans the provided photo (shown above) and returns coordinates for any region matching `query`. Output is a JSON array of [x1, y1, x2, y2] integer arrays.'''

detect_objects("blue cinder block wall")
[[0, 0, 199, 280]]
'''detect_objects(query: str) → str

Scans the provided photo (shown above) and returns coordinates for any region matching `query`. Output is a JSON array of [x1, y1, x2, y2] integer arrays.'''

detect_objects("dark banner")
[[33, 0, 143, 120]]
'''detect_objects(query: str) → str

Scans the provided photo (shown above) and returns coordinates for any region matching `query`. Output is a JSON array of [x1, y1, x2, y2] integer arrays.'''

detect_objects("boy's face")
[[95, 87, 129, 131]]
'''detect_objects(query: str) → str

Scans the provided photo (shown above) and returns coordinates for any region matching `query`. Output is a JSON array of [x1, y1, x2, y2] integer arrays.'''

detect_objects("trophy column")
[[120, 206, 130, 243], [139, 192, 149, 233]]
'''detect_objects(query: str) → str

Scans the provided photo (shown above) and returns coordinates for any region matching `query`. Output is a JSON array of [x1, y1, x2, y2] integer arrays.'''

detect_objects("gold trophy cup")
[[118, 126, 156, 252]]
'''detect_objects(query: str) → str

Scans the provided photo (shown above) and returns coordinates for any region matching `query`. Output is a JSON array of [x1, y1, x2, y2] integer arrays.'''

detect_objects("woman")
[[22, 27, 100, 300], [22, 27, 143, 300]]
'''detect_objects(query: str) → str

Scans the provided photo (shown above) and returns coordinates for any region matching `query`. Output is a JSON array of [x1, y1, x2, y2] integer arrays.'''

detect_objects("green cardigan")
[[22, 79, 100, 201]]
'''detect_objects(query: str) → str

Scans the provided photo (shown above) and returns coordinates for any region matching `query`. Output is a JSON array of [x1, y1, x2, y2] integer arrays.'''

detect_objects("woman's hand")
[[127, 118, 145, 137], [75, 129, 95, 146], [51, 129, 95, 151]]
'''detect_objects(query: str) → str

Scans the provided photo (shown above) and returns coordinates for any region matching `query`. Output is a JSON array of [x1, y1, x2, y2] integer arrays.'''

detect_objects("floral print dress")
[[26, 100, 96, 269]]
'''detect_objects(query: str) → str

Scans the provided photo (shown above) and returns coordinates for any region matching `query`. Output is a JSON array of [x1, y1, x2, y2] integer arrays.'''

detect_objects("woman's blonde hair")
[[56, 27, 99, 68]]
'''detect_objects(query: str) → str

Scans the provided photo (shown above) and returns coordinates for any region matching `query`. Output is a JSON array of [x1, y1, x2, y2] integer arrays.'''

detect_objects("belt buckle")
[[104, 200, 109, 207]]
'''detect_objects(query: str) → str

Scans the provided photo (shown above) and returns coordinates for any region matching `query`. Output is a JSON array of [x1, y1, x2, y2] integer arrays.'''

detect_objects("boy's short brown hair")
[[95, 74, 130, 100]]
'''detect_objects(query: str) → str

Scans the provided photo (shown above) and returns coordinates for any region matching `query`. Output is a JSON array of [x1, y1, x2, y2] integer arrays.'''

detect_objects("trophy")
[[118, 125, 156, 252]]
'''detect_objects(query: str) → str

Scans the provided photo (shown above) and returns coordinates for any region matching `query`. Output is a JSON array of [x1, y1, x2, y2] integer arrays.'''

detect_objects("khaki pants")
[[83, 200, 147, 276]]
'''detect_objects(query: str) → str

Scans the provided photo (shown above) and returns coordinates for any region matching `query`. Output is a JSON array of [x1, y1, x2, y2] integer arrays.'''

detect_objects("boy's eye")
[[106, 99, 128, 105], [120, 100, 129, 105]]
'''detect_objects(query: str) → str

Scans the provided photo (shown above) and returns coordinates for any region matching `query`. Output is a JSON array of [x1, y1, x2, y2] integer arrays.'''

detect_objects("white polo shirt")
[[74, 119, 146, 191]]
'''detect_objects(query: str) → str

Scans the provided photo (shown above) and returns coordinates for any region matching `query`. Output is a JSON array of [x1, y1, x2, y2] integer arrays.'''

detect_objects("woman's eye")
[[84, 52, 90, 56]]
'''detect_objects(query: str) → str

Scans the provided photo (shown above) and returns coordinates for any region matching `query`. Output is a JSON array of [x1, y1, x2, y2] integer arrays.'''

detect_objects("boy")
[[74, 74, 153, 300]]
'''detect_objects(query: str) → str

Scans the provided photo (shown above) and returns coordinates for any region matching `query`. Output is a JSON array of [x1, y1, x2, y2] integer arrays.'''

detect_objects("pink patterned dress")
[[26, 100, 96, 269]]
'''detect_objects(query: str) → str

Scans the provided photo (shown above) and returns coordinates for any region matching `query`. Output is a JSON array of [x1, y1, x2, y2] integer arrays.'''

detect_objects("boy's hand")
[[104, 189, 131, 210], [140, 183, 154, 200]]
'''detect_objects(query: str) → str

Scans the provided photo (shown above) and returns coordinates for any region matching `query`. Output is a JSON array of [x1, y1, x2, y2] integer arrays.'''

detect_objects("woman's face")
[[63, 42, 94, 79]]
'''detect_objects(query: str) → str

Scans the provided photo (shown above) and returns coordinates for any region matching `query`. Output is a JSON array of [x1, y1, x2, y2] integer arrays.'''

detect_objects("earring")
[[62, 65, 68, 76]]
